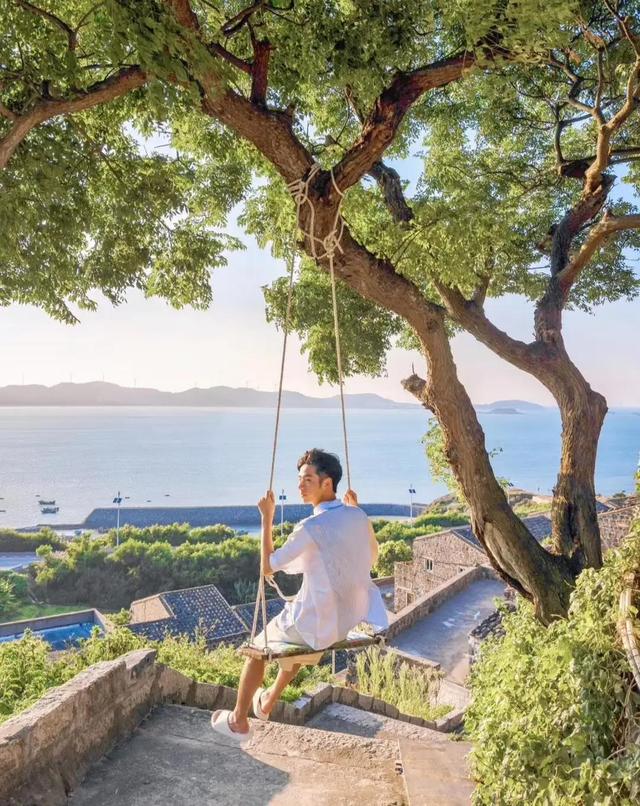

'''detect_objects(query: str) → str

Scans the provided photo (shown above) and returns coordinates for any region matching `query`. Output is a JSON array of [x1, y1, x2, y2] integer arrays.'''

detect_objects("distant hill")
[[0, 382, 417, 409], [475, 399, 546, 412]]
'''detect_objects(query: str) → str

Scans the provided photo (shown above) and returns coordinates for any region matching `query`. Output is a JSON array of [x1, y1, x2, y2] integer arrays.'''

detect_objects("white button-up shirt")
[[269, 500, 388, 650]]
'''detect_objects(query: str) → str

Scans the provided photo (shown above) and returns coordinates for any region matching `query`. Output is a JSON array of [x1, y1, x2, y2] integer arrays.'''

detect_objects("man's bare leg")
[[259, 664, 301, 716], [229, 657, 265, 733]]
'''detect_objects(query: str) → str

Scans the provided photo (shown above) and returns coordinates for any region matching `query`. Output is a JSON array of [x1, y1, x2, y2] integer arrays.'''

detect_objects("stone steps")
[[399, 738, 474, 806], [307, 703, 453, 745], [69, 704, 407, 806], [307, 703, 474, 805]]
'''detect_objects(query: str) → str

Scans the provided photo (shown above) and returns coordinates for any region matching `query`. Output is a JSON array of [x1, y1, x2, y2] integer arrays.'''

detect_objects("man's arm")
[[258, 490, 276, 577], [344, 489, 379, 566]]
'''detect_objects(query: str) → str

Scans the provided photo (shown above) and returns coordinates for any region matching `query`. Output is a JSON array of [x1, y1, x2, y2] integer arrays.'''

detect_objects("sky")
[[1, 220, 638, 406], [2, 146, 639, 406]]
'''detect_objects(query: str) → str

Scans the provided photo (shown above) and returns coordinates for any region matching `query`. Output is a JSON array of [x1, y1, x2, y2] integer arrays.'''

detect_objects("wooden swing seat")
[[237, 629, 385, 661]]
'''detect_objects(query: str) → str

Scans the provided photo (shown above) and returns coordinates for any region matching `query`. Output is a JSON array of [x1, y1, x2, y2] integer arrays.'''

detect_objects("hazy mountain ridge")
[[0, 382, 418, 409], [475, 399, 546, 412]]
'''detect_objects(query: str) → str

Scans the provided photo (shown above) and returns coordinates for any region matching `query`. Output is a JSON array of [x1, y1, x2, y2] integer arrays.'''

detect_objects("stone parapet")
[[81, 502, 423, 530]]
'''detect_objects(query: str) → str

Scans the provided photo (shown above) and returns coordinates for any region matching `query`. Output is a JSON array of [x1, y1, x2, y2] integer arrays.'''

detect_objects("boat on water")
[[38, 499, 56, 506], [40, 505, 59, 514]]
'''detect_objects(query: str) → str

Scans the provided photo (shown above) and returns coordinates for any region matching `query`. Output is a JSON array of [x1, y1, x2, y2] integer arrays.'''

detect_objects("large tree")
[[2, 0, 639, 622]]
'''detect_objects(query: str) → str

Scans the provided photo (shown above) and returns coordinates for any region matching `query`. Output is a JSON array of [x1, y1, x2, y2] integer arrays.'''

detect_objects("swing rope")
[[248, 164, 350, 652]]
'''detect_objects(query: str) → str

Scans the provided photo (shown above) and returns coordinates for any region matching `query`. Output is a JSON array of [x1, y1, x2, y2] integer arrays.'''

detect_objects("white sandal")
[[252, 687, 271, 721], [210, 709, 252, 745]]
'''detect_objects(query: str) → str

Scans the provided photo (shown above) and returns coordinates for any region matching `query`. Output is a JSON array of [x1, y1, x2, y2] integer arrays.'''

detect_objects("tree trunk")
[[541, 347, 607, 571], [402, 320, 575, 624], [435, 287, 607, 583]]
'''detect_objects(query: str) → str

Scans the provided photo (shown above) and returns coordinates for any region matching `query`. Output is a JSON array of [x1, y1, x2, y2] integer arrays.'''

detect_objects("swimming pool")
[[0, 621, 101, 650], [0, 609, 107, 650]]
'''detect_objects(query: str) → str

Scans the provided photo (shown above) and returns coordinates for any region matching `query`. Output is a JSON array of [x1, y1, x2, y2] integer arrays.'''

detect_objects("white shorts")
[[253, 615, 323, 671]]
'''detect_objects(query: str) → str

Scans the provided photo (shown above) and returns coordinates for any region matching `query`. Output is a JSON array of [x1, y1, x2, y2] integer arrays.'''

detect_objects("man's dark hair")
[[297, 448, 343, 492]]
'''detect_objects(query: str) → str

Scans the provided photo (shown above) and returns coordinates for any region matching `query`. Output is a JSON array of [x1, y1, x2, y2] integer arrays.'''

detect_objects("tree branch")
[[331, 51, 476, 194], [0, 98, 17, 122], [249, 30, 272, 106], [584, 56, 640, 194], [556, 210, 640, 297], [401, 373, 432, 410], [434, 282, 536, 370], [207, 42, 252, 75], [368, 161, 414, 223], [344, 84, 414, 223], [0, 66, 146, 169], [15, 0, 77, 50]]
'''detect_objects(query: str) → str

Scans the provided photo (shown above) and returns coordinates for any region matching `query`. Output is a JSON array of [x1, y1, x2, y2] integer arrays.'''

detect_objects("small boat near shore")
[[38, 499, 56, 506], [40, 505, 59, 514]]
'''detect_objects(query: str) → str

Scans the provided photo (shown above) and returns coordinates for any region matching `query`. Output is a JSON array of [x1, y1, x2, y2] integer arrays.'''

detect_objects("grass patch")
[[6, 602, 92, 622], [354, 647, 451, 722]]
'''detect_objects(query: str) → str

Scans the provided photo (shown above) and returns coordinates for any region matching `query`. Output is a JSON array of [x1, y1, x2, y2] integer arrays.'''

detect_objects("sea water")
[[0, 406, 637, 528]]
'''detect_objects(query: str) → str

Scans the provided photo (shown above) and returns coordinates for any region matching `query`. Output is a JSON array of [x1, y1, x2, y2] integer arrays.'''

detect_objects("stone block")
[[371, 697, 387, 715], [124, 649, 157, 678], [307, 683, 333, 709], [291, 696, 312, 723], [337, 687, 359, 707], [157, 665, 193, 703], [270, 701, 285, 722], [332, 686, 342, 703], [357, 694, 373, 711], [191, 683, 222, 710], [435, 709, 465, 732], [384, 702, 399, 720], [408, 715, 424, 726]]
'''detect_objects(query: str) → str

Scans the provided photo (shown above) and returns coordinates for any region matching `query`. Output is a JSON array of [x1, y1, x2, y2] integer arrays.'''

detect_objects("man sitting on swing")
[[211, 448, 388, 742]]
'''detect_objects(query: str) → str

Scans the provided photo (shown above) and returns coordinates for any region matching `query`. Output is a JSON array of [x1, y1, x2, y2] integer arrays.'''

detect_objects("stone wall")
[[394, 530, 487, 610], [81, 502, 422, 530], [598, 505, 637, 551]]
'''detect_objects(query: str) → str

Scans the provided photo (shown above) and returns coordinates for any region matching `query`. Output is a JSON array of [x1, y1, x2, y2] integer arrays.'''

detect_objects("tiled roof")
[[449, 515, 552, 550], [232, 598, 286, 633], [595, 500, 613, 513], [128, 584, 247, 645]]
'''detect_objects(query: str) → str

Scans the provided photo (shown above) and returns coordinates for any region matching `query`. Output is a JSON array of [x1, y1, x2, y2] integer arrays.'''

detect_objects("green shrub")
[[0, 578, 18, 619], [233, 578, 259, 604], [466, 520, 640, 805], [187, 524, 238, 544], [354, 647, 449, 721], [0, 528, 64, 552], [107, 523, 243, 547], [413, 511, 469, 529], [374, 541, 412, 577], [0, 571, 29, 600], [0, 627, 332, 723], [372, 511, 469, 544], [33, 533, 299, 610], [107, 523, 191, 547]]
